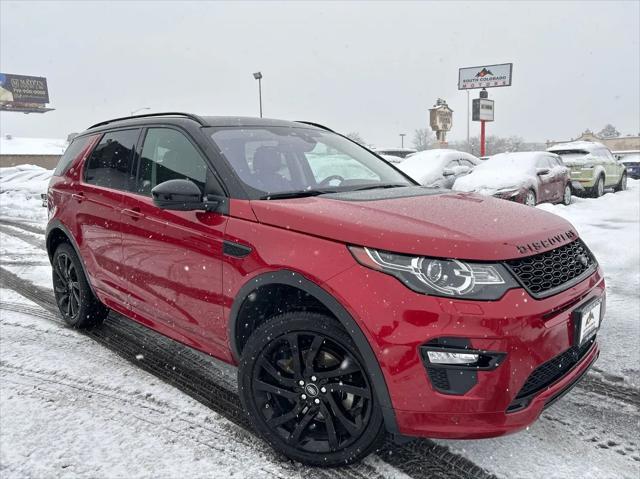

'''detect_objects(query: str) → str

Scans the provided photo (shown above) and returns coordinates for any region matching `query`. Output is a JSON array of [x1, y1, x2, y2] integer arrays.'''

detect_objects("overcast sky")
[[1, 0, 638, 147]]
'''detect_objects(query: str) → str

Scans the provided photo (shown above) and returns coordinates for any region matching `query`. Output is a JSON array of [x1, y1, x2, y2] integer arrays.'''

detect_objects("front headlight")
[[348, 246, 518, 300]]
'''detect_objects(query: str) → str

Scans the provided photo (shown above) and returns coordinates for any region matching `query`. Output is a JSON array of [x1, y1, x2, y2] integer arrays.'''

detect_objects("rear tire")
[[614, 172, 627, 192], [238, 312, 385, 466], [52, 243, 108, 328], [591, 175, 605, 198]]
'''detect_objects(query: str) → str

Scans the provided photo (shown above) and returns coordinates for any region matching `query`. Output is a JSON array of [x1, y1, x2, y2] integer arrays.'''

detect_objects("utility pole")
[[466, 90, 470, 152], [399, 133, 406, 148]]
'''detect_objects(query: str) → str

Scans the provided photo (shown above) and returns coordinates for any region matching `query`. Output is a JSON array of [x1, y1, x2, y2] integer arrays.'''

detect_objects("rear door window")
[[84, 129, 140, 190], [135, 128, 209, 195], [54, 135, 98, 176]]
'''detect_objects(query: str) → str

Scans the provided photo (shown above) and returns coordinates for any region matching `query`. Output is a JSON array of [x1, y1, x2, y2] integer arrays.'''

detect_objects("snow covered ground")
[[0, 166, 638, 478]]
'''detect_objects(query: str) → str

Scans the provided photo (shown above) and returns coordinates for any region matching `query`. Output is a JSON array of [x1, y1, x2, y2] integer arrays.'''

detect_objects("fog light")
[[427, 351, 479, 365]]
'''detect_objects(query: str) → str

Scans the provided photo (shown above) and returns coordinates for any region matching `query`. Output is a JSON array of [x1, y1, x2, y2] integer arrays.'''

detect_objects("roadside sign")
[[472, 98, 495, 122], [458, 63, 512, 90]]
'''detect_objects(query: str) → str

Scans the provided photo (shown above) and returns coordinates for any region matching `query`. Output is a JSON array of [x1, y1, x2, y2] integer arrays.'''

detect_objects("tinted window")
[[54, 135, 97, 176], [85, 129, 139, 190], [136, 128, 208, 195], [209, 126, 412, 197]]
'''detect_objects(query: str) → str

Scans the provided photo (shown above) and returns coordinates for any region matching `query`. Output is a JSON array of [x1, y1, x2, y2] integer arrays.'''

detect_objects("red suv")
[[46, 113, 604, 466]]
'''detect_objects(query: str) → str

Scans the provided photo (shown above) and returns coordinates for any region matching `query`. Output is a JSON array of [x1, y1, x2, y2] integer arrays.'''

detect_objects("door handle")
[[122, 208, 144, 220], [71, 193, 84, 202]]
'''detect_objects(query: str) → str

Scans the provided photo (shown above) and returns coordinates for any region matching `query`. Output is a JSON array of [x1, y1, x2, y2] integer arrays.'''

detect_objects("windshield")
[[208, 126, 414, 198]]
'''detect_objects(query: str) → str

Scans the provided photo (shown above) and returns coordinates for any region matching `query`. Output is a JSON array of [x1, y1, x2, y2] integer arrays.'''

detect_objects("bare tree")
[[412, 128, 435, 151], [345, 132, 367, 146], [597, 124, 620, 138]]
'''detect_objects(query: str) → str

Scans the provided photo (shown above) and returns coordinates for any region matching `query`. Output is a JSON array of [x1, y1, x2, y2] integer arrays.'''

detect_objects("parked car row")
[[384, 140, 629, 207]]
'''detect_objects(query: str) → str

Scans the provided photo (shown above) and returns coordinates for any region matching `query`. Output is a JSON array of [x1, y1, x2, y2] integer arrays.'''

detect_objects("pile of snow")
[[398, 149, 479, 186], [453, 151, 543, 195], [538, 179, 640, 387], [0, 165, 51, 221], [0, 135, 67, 155]]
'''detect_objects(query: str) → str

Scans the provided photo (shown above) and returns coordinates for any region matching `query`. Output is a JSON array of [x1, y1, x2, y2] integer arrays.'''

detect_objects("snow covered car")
[[619, 152, 640, 179], [397, 149, 480, 188], [378, 153, 404, 164], [547, 141, 627, 197], [454, 151, 572, 206], [373, 147, 417, 159]]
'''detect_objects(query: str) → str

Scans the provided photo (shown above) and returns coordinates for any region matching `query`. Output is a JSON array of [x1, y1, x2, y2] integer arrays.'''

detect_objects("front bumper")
[[324, 265, 605, 439]]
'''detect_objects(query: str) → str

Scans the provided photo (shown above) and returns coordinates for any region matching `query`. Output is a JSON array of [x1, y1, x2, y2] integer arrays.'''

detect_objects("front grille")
[[506, 239, 596, 298], [510, 338, 594, 408]]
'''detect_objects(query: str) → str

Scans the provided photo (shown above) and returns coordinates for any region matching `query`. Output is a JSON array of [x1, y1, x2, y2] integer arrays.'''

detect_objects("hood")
[[250, 189, 577, 261]]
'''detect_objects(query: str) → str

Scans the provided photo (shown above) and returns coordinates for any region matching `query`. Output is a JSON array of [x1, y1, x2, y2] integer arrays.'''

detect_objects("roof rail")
[[295, 121, 335, 132], [88, 112, 208, 129]]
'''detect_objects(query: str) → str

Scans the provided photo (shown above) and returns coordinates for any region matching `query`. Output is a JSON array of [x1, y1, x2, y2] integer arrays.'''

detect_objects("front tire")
[[614, 172, 627, 192], [52, 243, 108, 328], [562, 184, 572, 205], [524, 189, 536, 206], [238, 312, 385, 466]]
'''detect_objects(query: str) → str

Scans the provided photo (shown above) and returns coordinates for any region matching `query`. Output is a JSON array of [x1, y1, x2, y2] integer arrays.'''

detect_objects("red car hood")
[[250, 191, 577, 261]]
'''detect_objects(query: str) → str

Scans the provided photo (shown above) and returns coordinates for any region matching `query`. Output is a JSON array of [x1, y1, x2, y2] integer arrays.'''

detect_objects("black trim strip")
[[223, 241, 252, 258]]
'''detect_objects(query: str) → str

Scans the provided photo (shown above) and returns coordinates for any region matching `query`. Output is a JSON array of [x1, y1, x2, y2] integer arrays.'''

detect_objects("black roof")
[[87, 112, 330, 131]]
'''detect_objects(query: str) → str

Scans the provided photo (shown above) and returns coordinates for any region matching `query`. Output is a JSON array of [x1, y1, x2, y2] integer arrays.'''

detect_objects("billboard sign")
[[458, 63, 512, 90], [472, 98, 495, 122], [0, 73, 50, 104]]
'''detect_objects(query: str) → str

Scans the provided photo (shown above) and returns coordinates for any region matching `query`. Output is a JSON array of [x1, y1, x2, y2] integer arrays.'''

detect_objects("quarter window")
[[54, 134, 98, 176], [84, 129, 140, 190], [136, 128, 208, 195]]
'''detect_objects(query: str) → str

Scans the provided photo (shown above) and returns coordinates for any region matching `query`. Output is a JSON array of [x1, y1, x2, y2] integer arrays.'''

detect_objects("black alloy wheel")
[[239, 313, 385, 466], [53, 252, 81, 320], [52, 243, 108, 328]]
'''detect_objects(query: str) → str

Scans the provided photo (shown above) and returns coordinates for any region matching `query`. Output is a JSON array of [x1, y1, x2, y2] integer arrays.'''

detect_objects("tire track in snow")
[[0, 223, 46, 249], [0, 268, 497, 479]]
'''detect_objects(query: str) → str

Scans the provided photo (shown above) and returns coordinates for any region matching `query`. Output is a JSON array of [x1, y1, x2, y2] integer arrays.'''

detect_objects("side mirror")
[[536, 168, 550, 176], [152, 179, 217, 211], [442, 168, 455, 176]]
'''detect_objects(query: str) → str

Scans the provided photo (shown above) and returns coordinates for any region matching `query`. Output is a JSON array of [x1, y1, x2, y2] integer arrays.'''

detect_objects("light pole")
[[253, 71, 263, 118], [466, 90, 470, 152], [399, 133, 406, 148], [130, 107, 150, 116]]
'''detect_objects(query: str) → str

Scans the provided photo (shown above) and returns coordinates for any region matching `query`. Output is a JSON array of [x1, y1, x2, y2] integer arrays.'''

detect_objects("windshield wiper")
[[350, 183, 409, 192], [260, 189, 336, 200]]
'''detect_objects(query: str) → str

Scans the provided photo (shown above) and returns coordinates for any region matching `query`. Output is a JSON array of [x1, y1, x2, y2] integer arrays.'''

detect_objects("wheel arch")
[[45, 219, 98, 297], [229, 270, 399, 434]]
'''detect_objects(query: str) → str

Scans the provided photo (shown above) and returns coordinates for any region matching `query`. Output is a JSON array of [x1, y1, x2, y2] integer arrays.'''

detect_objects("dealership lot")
[[0, 169, 638, 478]]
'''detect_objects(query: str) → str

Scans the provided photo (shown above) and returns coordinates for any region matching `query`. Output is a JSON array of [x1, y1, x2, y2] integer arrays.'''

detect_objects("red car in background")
[[46, 113, 602, 466], [454, 152, 572, 206]]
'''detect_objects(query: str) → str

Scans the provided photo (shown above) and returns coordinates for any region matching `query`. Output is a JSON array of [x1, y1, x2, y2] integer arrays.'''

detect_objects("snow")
[[0, 166, 638, 478], [620, 152, 640, 164], [0, 164, 49, 222], [379, 154, 403, 164], [547, 140, 607, 154], [0, 135, 67, 155], [453, 151, 543, 194], [397, 149, 479, 186]]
